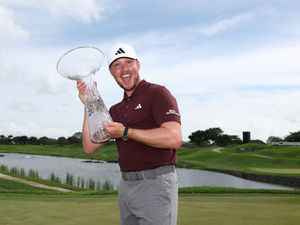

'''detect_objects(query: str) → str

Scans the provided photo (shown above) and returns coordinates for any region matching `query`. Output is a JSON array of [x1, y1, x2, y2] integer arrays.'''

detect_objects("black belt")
[[121, 165, 175, 181]]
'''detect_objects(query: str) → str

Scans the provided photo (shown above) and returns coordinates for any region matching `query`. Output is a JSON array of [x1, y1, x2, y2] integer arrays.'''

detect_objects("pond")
[[0, 153, 295, 190]]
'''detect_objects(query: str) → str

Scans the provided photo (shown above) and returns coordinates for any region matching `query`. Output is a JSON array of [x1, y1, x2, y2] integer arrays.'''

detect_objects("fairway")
[[1, 194, 300, 225]]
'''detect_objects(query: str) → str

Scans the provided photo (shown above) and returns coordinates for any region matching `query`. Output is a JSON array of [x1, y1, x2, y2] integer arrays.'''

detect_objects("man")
[[77, 43, 182, 225]]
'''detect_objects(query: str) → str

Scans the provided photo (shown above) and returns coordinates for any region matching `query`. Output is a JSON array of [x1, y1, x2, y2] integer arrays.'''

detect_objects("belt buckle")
[[134, 171, 144, 180], [122, 171, 139, 181], [122, 171, 146, 181], [139, 171, 146, 180]]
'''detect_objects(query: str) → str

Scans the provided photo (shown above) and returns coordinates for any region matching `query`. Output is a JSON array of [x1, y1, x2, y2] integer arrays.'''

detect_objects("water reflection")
[[0, 153, 295, 190]]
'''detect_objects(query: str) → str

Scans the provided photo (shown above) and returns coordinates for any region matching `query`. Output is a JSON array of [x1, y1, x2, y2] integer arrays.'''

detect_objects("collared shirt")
[[109, 80, 181, 172]]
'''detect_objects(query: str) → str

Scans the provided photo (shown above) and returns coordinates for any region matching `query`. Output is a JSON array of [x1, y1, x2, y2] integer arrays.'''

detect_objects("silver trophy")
[[56, 46, 113, 142]]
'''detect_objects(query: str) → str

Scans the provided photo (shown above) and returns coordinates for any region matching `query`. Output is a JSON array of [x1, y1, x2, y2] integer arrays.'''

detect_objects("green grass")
[[0, 169, 85, 192], [0, 143, 118, 162], [0, 178, 53, 191], [250, 168, 300, 174], [0, 194, 120, 225], [178, 195, 300, 225], [0, 177, 67, 195], [177, 144, 300, 177], [0, 193, 299, 225]]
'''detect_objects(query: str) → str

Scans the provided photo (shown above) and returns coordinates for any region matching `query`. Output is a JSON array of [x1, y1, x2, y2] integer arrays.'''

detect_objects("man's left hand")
[[104, 122, 125, 139]]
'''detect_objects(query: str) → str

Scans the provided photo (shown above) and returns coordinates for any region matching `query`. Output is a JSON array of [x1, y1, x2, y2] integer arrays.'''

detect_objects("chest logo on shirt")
[[135, 103, 142, 110]]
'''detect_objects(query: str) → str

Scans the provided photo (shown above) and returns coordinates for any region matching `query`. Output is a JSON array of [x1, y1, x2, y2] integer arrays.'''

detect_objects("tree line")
[[266, 131, 300, 144], [188, 127, 243, 147], [188, 128, 300, 147], [0, 132, 83, 145], [2, 128, 239, 147], [2, 129, 300, 147]]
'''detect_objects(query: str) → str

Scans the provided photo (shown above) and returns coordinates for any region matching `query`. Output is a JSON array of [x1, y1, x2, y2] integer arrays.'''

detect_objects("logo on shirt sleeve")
[[166, 109, 180, 117]]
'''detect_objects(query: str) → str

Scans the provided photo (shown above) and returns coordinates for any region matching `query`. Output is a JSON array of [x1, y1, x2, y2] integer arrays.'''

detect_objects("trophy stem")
[[81, 72, 95, 88]]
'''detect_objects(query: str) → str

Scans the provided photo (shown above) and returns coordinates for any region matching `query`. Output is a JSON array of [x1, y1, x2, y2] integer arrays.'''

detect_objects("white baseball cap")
[[107, 43, 138, 67]]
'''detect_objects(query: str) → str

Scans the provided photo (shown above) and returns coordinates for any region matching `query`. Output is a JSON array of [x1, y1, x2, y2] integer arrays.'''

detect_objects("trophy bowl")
[[56, 46, 105, 81]]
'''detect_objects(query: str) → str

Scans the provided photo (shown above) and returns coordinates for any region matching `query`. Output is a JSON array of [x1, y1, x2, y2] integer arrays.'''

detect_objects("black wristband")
[[121, 127, 129, 141]]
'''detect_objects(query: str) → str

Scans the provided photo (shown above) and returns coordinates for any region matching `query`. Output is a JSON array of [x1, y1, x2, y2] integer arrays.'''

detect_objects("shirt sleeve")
[[150, 86, 181, 126]]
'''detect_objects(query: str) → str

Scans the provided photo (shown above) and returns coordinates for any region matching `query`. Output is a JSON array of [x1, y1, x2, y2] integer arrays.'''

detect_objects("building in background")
[[243, 131, 251, 144]]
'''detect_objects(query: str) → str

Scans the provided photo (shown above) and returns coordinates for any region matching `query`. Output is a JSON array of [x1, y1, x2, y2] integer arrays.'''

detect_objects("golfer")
[[77, 43, 182, 225]]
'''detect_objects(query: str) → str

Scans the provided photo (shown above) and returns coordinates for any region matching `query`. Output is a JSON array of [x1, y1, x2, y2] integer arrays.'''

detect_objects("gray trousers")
[[118, 167, 178, 225]]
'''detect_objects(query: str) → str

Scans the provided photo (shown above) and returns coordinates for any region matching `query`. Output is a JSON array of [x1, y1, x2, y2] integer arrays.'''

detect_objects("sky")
[[1, 0, 300, 142]]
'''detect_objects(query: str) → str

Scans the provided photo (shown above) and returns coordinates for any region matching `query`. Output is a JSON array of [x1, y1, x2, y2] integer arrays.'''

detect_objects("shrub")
[[65, 172, 74, 185], [0, 164, 8, 172], [28, 169, 39, 178], [10, 167, 19, 175], [49, 172, 61, 183], [102, 180, 114, 191], [87, 178, 95, 190]]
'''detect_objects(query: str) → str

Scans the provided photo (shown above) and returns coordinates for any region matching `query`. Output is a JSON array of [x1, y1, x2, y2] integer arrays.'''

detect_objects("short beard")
[[117, 74, 140, 92]]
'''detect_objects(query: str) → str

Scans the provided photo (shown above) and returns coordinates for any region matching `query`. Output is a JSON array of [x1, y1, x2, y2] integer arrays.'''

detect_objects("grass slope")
[[177, 144, 300, 177]]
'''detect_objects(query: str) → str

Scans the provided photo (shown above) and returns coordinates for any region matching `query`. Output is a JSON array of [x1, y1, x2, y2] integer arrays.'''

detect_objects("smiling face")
[[109, 57, 141, 96]]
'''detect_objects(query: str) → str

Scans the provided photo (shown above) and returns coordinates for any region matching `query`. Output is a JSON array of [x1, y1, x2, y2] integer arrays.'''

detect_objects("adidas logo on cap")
[[115, 48, 125, 55], [107, 43, 138, 66]]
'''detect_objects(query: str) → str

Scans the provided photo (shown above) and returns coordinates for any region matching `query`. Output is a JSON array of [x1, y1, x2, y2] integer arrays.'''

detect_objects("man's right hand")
[[76, 80, 87, 104]]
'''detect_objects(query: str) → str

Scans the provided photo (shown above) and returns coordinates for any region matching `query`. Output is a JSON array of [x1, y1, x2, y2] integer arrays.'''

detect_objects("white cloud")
[[140, 41, 300, 142], [0, 0, 117, 23], [197, 12, 253, 36], [0, 46, 69, 95], [126, 12, 254, 49], [178, 88, 300, 142], [0, 5, 29, 46], [41, 0, 103, 23], [0, 120, 69, 138], [148, 42, 300, 90]]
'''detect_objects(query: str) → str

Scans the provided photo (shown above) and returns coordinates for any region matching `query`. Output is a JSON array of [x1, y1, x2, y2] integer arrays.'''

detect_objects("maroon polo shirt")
[[109, 80, 181, 172]]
